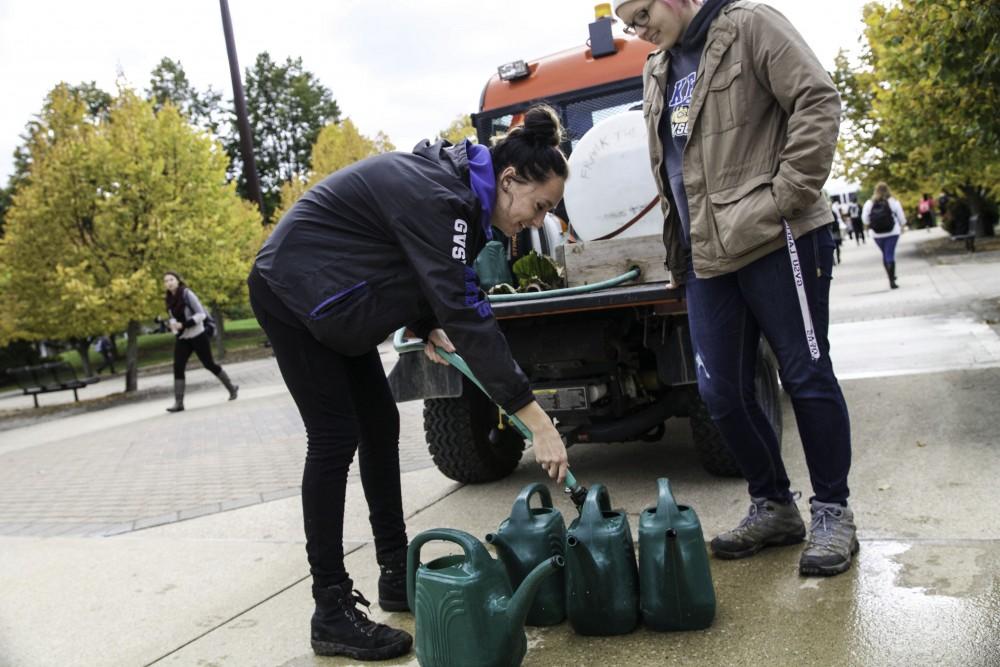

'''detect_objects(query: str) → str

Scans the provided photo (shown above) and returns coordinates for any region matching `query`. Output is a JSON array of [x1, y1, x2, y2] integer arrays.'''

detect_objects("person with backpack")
[[862, 182, 907, 289], [918, 193, 935, 231], [615, 0, 857, 578], [163, 271, 238, 412]]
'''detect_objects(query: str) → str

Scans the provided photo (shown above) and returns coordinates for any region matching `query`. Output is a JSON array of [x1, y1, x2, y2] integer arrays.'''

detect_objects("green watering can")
[[638, 478, 716, 631], [408, 528, 564, 667], [487, 483, 567, 626], [564, 484, 640, 636]]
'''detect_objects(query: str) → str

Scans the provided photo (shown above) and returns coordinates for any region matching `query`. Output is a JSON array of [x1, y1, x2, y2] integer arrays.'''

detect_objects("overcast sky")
[[0, 0, 872, 187]]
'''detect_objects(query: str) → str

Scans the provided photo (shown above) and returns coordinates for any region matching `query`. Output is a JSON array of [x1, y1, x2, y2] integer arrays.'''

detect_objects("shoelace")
[[808, 505, 843, 548], [735, 499, 769, 532], [736, 492, 802, 534], [341, 590, 381, 636]]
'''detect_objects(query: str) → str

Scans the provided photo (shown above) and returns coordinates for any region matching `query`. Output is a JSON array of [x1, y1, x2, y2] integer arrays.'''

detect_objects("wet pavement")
[[1, 228, 999, 666]]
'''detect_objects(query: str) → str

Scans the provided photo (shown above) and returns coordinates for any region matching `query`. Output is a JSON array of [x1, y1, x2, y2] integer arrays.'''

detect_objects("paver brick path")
[[0, 350, 433, 537]]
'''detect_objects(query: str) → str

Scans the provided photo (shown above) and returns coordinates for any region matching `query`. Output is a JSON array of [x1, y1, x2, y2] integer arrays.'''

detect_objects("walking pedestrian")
[[828, 218, 843, 265], [835, 199, 853, 242], [917, 193, 935, 231], [615, 0, 857, 577], [862, 182, 907, 289], [849, 198, 865, 244], [163, 271, 238, 412], [94, 335, 115, 375], [247, 105, 571, 660], [827, 198, 844, 264]]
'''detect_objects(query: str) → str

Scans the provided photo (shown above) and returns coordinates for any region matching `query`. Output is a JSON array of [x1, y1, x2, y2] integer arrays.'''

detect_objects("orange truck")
[[389, 9, 782, 484]]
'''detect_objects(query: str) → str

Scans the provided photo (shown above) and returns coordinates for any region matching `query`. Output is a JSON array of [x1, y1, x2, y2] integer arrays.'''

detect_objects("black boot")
[[311, 579, 412, 660], [377, 546, 409, 612], [217, 370, 239, 400], [166, 379, 185, 412], [888, 261, 899, 289]]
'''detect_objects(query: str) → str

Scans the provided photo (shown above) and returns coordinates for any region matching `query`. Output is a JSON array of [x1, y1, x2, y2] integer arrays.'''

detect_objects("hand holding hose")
[[514, 401, 569, 485], [423, 328, 455, 365]]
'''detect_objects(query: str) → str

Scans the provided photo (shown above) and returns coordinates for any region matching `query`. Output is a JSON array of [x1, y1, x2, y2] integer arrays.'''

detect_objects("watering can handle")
[[510, 483, 554, 523], [655, 478, 684, 525], [579, 483, 613, 524], [406, 528, 489, 611]]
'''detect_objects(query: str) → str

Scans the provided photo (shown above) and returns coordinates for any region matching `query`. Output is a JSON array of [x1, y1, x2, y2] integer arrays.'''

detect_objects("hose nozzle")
[[564, 470, 588, 511]]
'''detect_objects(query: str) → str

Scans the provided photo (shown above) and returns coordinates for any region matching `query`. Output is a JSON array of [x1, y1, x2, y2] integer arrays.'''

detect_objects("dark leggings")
[[173, 332, 222, 379], [250, 292, 407, 589]]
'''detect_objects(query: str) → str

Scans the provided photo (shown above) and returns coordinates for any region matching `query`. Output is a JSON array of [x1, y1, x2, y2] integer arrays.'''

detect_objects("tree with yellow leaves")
[[273, 118, 394, 222], [0, 85, 259, 390], [437, 114, 476, 145]]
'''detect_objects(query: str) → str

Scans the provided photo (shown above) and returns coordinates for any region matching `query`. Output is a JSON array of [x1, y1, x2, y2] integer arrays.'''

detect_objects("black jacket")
[[254, 141, 532, 413]]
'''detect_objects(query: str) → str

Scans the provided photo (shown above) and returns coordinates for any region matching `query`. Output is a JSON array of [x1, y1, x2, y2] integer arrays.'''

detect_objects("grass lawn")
[[56, 317, 267, 375]]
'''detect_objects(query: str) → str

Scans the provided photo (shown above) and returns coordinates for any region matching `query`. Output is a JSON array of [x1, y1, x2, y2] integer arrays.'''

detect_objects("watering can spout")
[[566, 533, 601, 581], [507, 555, 564, 630], [486, 532, 519, 569]]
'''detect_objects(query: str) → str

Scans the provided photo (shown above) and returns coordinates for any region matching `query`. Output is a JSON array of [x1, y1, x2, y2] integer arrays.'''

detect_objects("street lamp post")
[[219, 0, 265, 220]]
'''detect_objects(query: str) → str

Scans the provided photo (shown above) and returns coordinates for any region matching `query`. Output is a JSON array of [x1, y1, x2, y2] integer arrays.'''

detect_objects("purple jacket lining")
[[308, 281, 368, 320]]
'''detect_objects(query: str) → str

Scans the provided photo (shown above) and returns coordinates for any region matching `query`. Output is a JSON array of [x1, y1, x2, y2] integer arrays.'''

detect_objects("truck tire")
[[689, 342, 783, 477], [424, 379, 526, 483]]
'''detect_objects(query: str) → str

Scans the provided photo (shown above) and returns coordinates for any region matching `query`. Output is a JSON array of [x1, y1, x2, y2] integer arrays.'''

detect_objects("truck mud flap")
[[387, 351, 464, 402]]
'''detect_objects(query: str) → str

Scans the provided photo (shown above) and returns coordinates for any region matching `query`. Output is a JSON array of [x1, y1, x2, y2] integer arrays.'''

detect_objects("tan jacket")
[[641, 1, 841, 283]]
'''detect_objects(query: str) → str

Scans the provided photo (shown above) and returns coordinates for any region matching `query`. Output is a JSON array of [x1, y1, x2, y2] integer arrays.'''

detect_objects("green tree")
[[0, 82, 112, 238], [438, 114, 477, 145], [147, 57, 225, 137], [273, 118, 394, 221], [835, 0, 1000, 232], [231, 53, 341, 223], [0, 87, 259, 389]]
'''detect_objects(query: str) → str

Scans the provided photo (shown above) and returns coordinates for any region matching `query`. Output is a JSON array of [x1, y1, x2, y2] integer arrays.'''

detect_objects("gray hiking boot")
[[711, 497, 806, 559], [799, 500, 859, 576]]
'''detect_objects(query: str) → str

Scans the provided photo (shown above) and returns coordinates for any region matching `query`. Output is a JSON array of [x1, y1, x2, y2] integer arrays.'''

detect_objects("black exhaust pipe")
[[567, 394, 674, 445]]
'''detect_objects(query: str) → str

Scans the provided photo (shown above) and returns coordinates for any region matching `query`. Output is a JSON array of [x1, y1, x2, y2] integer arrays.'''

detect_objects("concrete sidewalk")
[[1, 228, 998, 666]]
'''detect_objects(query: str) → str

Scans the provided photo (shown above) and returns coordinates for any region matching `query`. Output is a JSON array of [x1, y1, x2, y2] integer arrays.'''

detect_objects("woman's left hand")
[[424, 328, 456, 365]]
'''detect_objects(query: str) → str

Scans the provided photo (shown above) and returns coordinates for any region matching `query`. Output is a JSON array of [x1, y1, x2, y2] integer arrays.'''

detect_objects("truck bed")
[[492, 281, 685, 320]]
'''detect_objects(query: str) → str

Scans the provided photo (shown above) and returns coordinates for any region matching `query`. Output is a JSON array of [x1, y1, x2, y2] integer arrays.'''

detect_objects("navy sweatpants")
[[684, 226, 852, 504]]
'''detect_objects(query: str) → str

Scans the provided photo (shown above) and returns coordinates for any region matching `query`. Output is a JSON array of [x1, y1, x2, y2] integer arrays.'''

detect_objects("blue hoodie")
[[658, 0, 733, 248]]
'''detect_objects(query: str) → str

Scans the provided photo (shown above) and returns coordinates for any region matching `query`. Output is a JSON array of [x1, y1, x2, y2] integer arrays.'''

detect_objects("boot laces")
[[736, 492, 801, 534], [808, 505, 843, 549], [735, 498, 771, 532], [341, 590, 381, 637]]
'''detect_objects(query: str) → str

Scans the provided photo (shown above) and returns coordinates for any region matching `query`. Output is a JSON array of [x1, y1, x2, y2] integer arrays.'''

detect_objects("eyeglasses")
[[622, 0, 656, 35]]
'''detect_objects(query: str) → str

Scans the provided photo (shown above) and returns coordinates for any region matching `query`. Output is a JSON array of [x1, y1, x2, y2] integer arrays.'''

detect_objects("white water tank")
[[564, 110, 662, 241]]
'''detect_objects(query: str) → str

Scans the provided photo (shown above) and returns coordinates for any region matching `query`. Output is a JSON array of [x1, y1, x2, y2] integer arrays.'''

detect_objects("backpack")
[[183, 289, 217, 337], [869, 199, 895, 233]]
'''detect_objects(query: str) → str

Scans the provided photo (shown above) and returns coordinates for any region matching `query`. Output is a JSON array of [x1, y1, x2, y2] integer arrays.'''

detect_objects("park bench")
[[950, 231, 976, 252], [6, 361, 100, 408], [950, 214, 977, 252]]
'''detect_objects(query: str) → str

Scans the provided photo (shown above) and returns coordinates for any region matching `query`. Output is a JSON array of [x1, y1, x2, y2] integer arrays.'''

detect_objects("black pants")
[[173, 332, 222, 379], [250, 283, 407, 589], [96, 351, 115, 374], [851, 219, 866, 243]]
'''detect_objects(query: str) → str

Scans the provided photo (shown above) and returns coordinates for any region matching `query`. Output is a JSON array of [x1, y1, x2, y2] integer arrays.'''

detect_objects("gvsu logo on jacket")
[[452, 219, 469, 260]]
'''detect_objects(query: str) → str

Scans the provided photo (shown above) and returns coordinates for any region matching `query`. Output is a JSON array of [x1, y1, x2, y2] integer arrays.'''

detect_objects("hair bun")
[[521, 105, 563, 148]]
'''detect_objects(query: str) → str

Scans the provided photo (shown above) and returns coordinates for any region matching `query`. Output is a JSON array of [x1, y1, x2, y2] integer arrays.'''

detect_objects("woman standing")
[[615, 0, 857, 578], [163, 271, 239, 412], [862, 182, 907, 289], [248, 105, 570, 661]]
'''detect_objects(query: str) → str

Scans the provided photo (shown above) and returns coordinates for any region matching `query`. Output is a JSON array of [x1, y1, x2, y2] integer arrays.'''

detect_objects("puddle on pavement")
[[848, 541, 1000, 665]]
